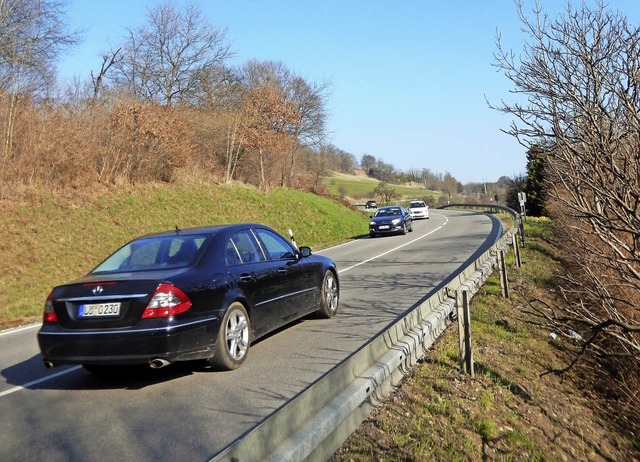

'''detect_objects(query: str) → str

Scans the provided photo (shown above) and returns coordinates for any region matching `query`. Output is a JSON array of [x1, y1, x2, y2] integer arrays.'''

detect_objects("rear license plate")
[[379, 225, 390, 230], [79, 302, 121, 318]]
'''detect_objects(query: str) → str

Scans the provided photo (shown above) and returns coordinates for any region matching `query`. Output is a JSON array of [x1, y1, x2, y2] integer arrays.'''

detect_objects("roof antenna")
[[175, 225, 180, 234], [288, 229, 297, 248]]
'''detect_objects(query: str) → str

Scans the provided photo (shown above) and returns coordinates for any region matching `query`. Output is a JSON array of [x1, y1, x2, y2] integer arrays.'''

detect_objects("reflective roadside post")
[[518, 192, 527, 221]]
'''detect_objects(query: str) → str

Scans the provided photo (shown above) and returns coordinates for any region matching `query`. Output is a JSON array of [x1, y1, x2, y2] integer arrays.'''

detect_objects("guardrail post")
[[498, 249, 509, 298], [457, 290, 474, 377], [512, 231, 522, 268], [519, 214, 526, 248]]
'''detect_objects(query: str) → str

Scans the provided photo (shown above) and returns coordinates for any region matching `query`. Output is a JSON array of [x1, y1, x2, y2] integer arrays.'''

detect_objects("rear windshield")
[[91, 234, 209, 273]]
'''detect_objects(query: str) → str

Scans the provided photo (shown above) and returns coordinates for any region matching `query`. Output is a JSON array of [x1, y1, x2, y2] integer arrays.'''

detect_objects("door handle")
[[278, 268, 287, 275], [240, 273, 254, 282]]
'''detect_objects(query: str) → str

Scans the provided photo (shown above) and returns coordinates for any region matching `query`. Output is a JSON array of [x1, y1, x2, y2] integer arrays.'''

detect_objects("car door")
[[225, 230, 282, 338], [253, 228, 317, 322]]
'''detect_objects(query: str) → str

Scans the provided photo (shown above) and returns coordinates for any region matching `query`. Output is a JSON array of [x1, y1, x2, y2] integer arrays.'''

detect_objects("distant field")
[[323, 173, 439, 204], [323, 175, 380, 198]]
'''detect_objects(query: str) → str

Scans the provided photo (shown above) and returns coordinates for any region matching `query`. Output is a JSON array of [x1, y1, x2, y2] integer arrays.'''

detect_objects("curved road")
[[0, 209, 498, 461]]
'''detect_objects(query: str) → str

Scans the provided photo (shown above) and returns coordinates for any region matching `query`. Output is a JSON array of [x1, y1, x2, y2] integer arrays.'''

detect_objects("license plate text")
[[79, 302, 121, 318]]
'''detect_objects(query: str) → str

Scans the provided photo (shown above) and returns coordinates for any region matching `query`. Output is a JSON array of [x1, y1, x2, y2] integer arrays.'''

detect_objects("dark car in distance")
[[38, 223, 339, 373], [365, 200, 378, 209], [369, 206, 413, 237]]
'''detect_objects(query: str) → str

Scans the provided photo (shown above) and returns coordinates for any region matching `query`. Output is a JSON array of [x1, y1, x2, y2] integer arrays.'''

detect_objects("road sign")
[[518, 192, 527, 205]]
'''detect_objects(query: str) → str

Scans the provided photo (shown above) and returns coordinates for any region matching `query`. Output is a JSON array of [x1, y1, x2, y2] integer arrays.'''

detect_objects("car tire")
[[409, 221, 414, 232], [370, 232, 377, 238], [400, 222, 407, 235], [210, 302, 250, 371], [317, 270, 339, 318]]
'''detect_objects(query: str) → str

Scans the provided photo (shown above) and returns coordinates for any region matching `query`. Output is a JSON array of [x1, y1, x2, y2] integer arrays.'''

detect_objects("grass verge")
[[331, 217, 638, 461]]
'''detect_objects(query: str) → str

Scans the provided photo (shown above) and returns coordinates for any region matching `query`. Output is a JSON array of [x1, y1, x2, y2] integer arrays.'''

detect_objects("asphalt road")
[[0, 209, 499, 462]]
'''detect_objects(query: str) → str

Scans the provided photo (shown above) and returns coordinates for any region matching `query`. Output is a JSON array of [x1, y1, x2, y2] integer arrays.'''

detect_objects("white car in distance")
[[408, 200, 429, 219]]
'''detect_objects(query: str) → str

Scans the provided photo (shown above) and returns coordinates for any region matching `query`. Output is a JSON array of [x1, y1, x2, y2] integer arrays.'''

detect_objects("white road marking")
[[0, 366, 82, 398], [338, 214, 449, 274], [0, 324, 40, 337]]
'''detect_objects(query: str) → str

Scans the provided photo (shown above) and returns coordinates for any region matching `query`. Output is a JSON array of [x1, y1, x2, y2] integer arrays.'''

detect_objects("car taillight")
[[142, 283, 192, 319], [43, 290, 58, 323]]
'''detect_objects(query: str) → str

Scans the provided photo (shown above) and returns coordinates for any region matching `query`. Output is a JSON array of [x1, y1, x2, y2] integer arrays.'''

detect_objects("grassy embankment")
[[0, 182, 369, 329], [332, 217, 637, 460]]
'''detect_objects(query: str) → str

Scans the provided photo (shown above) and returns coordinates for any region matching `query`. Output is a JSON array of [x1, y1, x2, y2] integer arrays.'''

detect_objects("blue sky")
[[58, 1, 640, 184]]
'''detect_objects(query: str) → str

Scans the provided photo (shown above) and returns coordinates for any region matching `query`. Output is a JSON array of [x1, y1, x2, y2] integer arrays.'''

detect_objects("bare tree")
[[90, 48, 122, 102], [240, 82, 298, 190], [110, 1, 232, 106], [491, 0, 640, 408], [308, 144, 333, 190], [0, 0, 78, 163], [360, 154, 376, 175], [0, 0, 78, 90], [372, 182, 398, 205], [442, 171, 459, 203], [241, 60, 328, 187], [220, 108, 245, 183]]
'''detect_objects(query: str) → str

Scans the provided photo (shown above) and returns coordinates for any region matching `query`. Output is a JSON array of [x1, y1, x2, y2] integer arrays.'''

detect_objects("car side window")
[[224, 240, 242, 265], [226, 230, 266, 265], [253, 229, 296, 261]]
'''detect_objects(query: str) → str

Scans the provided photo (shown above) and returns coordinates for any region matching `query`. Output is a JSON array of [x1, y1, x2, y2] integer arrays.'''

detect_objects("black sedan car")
[[38, 223, 339, 373], [369, 206, 413, 237]]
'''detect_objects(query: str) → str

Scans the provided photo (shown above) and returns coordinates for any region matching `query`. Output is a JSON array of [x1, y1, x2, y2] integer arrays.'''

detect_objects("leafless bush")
[[0, 2, 331, 199], [492, 0, 640, 427]]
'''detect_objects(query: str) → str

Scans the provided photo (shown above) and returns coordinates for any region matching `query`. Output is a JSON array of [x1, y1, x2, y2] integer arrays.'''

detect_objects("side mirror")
[[299, 246, 312, 258]]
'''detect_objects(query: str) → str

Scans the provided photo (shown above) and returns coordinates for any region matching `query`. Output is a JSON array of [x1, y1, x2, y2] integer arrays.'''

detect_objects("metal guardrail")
[[212, 205, 521, 462]]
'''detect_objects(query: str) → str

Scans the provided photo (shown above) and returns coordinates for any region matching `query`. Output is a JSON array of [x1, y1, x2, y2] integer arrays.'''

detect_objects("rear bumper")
[[37, 316, 219, 366]]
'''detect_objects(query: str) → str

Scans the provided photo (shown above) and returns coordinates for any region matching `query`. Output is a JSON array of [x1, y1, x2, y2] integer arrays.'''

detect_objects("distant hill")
[[323, 171, 439, 205]]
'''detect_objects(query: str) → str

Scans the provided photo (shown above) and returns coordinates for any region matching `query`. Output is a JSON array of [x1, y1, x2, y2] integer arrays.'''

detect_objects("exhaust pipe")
[[43, 361, 55, 369], [149, 358, 171, 369]]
